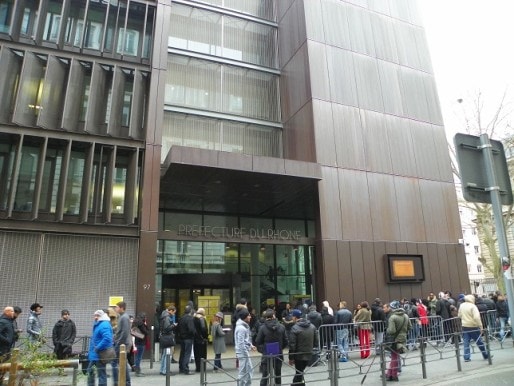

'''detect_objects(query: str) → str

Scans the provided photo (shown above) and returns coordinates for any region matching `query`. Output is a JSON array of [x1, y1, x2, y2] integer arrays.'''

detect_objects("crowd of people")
[[0, 301, 150, 386], [1, 291, 508, 385]]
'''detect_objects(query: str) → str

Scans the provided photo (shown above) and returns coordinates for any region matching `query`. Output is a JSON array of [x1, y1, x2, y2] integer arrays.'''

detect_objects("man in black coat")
[[289, 309, 317, 385], [177, 305, 196, 375], [255, 310, 288, 386], [52, 309, 77, 360], [0, 307, 15, 385]]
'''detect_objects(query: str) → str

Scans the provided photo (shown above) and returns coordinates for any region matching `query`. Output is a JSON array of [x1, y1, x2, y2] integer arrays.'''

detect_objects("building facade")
[[0, 0, 468, 334]]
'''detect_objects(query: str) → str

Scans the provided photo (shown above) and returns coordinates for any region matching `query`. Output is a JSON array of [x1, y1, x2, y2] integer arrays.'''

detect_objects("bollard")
[[454, 333, 462, 372], [330, 346, 339, 386], [200, 357, 207, 386], [165, 347, 171, 386], [420, 337, 427, 379], [150, 325, 154, 369], [119, 344, 126, 386], [7, 348, 18, 386], [380, 344, 386, 386], [484, 330, 492, 365]]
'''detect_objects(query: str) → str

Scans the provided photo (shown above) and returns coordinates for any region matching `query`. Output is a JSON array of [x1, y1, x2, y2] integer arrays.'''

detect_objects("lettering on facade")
[[177, 225, 301, 241]]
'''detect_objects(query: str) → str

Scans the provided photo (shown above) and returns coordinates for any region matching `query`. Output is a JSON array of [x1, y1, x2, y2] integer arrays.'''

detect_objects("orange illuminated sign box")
[[385, 254, 425, 283]]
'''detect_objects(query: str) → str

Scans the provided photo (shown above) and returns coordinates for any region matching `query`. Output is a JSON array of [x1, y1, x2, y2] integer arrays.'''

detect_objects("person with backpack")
[[255, 310, 288, 386]]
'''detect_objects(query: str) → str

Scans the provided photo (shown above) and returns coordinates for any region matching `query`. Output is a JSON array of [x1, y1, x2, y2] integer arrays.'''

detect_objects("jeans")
[[260, 355, 282, 386], [292, 359, 308, 385], [160, 347, 174, 374], [407, 323, 420, 349], [134, 343, 145, 370], [337, 328, 349, 358], [499, 317, 509, 339], [237, 353, 253, 386], [462, 327, 488, 360], [214, 353, 222, 369], [87, 360, 107, 386], [179, 339, 193, 373], [112, 346, 131, 386]]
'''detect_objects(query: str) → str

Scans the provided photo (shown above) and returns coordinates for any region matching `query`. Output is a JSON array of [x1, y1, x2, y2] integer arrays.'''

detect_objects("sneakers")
[[464, 359, 471, 362], [386, 376, 399, 381], [339, 357, 348, 362]]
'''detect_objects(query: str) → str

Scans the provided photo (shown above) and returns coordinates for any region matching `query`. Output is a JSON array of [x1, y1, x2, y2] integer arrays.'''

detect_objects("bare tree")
[[450, 90, 513, 294]]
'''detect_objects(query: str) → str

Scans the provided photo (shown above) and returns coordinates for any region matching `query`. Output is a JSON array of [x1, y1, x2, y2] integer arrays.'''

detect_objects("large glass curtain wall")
[[163, 2, 282, 158], [184, 0, 276, 21], [0, 133, 141, 225], [156, 240, 312, 307]]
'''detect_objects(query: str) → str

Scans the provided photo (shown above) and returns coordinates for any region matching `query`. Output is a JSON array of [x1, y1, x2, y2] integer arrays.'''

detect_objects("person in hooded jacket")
[[255, 309, 288, 386], [87, 310, 114, 386], [289, 309, 317, 385], [385, 301, 411, 382]]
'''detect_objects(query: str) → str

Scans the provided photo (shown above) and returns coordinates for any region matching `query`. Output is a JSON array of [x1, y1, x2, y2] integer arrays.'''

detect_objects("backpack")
[[449, 305, 458, 318]]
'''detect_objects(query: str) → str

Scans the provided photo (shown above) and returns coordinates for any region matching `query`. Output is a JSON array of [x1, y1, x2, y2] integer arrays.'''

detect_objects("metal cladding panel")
[[0, 231, 138, 338]]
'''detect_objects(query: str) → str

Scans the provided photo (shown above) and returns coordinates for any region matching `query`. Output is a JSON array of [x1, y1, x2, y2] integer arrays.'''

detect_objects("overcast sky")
[[418, 0, 514, 138]]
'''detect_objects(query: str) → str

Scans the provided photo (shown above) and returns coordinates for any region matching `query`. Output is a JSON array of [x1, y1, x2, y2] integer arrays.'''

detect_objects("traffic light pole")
[[480, 133, 514, 337]]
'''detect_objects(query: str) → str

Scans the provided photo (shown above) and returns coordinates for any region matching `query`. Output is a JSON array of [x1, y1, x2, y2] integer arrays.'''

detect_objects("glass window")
[[78, 61, 92, 122], [64, 2, 86, 47], [84, 6, 105, 50], [240, 217, 272, 230], [162, 212, 202, 232], [0, 135, 17, 210], [88, 145, 111, 217], [121, 69, 134, 127], [143, 6, 154, 58], [39, 143, 65, 213], [20, 0, 39, 37], [163, 240, 203, 274], [0, 0, 13, 33], [14, 137, 43, 212], [204, 214, 238, 228], [64, 145, 86, 215], [43, 1, 63, 42]]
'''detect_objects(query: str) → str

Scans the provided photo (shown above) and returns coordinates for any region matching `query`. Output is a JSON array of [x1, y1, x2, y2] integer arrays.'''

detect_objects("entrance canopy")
[[161, 146, 321, 220]]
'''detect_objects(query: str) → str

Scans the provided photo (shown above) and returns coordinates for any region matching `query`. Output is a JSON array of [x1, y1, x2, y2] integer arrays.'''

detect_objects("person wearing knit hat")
[[87, 308, 114, 386], [211, 312, 227, 371], [234, 307, 255, 386]]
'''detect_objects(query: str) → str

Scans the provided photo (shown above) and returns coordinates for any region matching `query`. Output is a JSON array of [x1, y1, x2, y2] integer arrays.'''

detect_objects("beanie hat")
[[389, 300, 400, 310], [292, 309, 302, 318]]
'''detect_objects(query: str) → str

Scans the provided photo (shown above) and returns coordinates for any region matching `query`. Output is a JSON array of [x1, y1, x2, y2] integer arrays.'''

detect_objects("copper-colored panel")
[[318, 166, 342, 239], [419, 180, 450, 243], [360, 110, 393, 174], [312, 100, 337, 167], [337, 240, 354, 304], [349, 241, 366, 305], [283, 102, 316, 162], [362, 242, 378, 301], [425, 243, 442, 292], [252, 156, 286, 175], [136, 231, 158, 319], [218, 151, 253, 171], [339, 169, 373, 241], [395, 176, 426, 242], [367, 173, 401, 241], [417, 243, 432, 297], [332, 104, 366, 170], [318, 239, 338, 307], [436, 244, 452, 291]]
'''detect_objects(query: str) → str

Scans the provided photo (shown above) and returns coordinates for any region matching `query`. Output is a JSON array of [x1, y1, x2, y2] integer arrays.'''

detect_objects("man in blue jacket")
[[87, 309, 114, 386]]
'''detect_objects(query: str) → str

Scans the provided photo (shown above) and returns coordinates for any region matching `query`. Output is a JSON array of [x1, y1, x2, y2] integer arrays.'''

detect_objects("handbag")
[[131, 326, 145, 339], [98, 346, 116, 364], [160, 333, 175, 348]]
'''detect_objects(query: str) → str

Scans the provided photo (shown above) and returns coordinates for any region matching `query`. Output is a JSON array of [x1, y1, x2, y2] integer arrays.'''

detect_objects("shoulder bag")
[[98, 346, 116, 364]]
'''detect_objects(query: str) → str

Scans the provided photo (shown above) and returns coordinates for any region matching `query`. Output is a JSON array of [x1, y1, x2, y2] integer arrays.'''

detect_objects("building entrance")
[[161, 273, 241, 314]]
